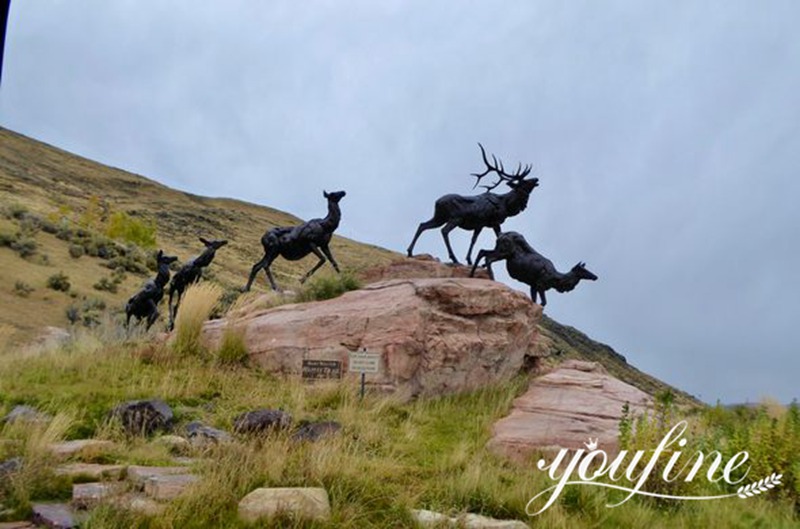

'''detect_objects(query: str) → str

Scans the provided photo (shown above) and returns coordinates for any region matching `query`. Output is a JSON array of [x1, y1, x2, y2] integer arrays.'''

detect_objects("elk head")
[[199, 237, 228, 251], [471, 143, 539, 192], [571, 262, 598, 282], [323, 190, 347, 202]]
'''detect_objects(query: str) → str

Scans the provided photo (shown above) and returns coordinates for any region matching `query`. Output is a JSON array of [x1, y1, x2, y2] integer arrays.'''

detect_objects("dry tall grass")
[[171, 283, 223, 357]]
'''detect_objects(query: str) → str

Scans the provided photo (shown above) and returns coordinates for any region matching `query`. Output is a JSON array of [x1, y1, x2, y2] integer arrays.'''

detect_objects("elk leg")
[[169, 289, 182, 331], [492, 225, 502, 237], [245, 254, 269, 292], [538, 290, 547, 307], [145, 300, 159, 331], [320, 244, 340, 274], [465, 228, 483, 266], [407, 218, 444, 257], [440, 223, 461, 264], [300, 245, 327, 284], [529, 287, 537, 304]]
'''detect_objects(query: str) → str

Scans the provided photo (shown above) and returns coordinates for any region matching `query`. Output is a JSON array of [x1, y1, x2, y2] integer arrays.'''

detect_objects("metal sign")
[[348, 351, 381, 374], [302, 359, 342, 380]]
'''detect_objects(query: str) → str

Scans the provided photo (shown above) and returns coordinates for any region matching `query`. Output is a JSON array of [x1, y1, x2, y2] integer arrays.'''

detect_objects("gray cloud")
[[2, 1, 799, 403]]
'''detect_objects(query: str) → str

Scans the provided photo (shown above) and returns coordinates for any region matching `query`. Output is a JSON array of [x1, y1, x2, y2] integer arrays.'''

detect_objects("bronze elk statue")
[[167, 237, 228, 329], [470, 231, 597, 306], [125, 250, 178, 330], [407, 144, 539, 265], [244, 190, 346, 292]]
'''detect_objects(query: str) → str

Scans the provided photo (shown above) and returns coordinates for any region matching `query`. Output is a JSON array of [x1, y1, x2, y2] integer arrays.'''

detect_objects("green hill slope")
[[0, 127, 396, 342]]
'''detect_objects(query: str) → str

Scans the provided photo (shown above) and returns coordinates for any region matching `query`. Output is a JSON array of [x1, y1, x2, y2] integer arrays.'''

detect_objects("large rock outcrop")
[[489, 360, 653, 461], [359, 254, 491, 284], [202, 278, 542, 400]]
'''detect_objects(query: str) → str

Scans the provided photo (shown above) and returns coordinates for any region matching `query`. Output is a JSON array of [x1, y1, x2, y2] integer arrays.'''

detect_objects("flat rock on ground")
[[127, 465, 192, 488], [238, 487, 331, 523], [55, 463, 125, 480], [411, 509, 529, 529], [71, 482, 126, 509], [489, 360, 653, 460], [48, 440, 115, 459], [31, 503, 77, 529], [143, 474, 199, 501]]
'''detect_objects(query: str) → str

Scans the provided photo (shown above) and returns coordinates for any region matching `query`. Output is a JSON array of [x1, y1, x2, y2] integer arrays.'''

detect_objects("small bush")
[[46, 272, 71, 292], [92, 277, 118, 293], [7, 203, 28, 220], [172, 283, 223, 357], [106, 212, 157, 249], [216, 326, 249, 366], [10, 235, 37, 258], [296, 271, 361, 302], [13, 281, 34, 298], [65, 306, 80, 325], [68, 244, 84, 259]]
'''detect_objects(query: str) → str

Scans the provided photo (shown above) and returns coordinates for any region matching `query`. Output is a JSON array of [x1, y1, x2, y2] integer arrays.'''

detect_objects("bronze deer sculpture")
[[244, 190, 346, 292], [407, 144, 539, 265], [470, 231, 597, 306], [125, 250, 178, 330], [167, 237, 228, 329]]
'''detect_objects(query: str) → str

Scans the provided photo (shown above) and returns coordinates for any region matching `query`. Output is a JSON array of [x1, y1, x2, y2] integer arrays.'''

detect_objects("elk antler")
[[471, 143, 532, 191]]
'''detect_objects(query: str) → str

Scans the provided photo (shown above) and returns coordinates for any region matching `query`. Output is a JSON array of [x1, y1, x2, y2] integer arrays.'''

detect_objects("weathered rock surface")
[[489, 360, 653, 460], [143, 474, 199, 501], [291, 420, 341, 442], [127, 466, 191, 488], [48, 439, 115, 459], [108, 494, 165, 516], [185, 421, 233, 445], [238, 487, 331, 523], [55, 463, 125, 480], [2, 405, 49, 425], [233, 409, 293, 434], [203, 278, 542, 400], [31, 503, 77, 529], [359, 254, 491, 284], [411, 509, 529, 529], [110, 399, 174, 436], [0, 457, 22, 478], [0, 522, 36, 529], [71, 482, 126, 509]]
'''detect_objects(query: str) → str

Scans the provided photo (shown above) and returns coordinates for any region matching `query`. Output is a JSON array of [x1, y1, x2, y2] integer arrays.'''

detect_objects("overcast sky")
[[2, 1, 798, 404]]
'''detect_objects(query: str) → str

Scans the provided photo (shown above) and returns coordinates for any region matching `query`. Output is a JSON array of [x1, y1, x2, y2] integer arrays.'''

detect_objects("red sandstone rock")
[[358, 254, 491, 284], [489, 360, 653, 460], [203, 278, 542, 400]]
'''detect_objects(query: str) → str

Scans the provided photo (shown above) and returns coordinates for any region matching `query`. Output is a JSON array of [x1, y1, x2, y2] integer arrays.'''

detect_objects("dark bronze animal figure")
[[244, 190, 346, 292], [470, 231, 597, 306], [125, 250, 178, 330], [407, 144, 539, 265], [168, 237, 228, 329]]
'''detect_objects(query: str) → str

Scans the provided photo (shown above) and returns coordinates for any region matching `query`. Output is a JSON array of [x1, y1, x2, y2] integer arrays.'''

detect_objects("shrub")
[[65, 306, 80, 325], [296, 271, 361, 302], [105, 212, 157, 249], [92, 277, 118, 293], [46, 272, 71, 292], [13, 281, 34, 298], [216, 327, 249, 366], [171, 283, 223, 357], [10, 235, 37, 258], [68, 244, 84, 259]]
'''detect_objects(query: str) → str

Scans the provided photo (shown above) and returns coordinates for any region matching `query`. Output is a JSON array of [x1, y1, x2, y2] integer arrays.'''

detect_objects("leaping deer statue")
[[244, 190, 346, 292], [125, 250, 178, 330], [407, 144, 539, 265], [167, 237, 228, 329], [470, 231, 597, 306]]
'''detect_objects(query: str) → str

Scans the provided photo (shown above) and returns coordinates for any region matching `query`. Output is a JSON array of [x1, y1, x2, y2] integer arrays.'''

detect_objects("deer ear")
[[323, 190, 329, 198], [199, 237, 210, 246], [157, 249, 163, 258]]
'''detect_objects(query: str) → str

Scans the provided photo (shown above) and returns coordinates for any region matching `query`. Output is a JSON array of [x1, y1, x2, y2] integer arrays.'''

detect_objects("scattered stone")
[[0, 522, 36, 529], [31, 503, 77, 529], [127, 465, 191, 488], [488, 360, 653, 460], [233, 409, 292, 435], [238, 487, 331, 523], [155, 434, 191, 454], [0, 457, 22, 478], [2, 405, 50, 425], [143, 474, 199, 501], [411, 509, 529, 529], [48, 439, 115, 459], [291, 420, 342, 442], [108, 494, 165, 517], [110, 399, 174, 436], [71, 482, 126, 509], [55, 463, 125, 480], [185, 421, 233, 446]]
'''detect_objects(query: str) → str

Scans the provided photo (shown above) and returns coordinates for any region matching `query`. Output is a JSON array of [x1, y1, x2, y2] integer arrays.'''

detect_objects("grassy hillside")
[[0, 126, 396, 343]]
